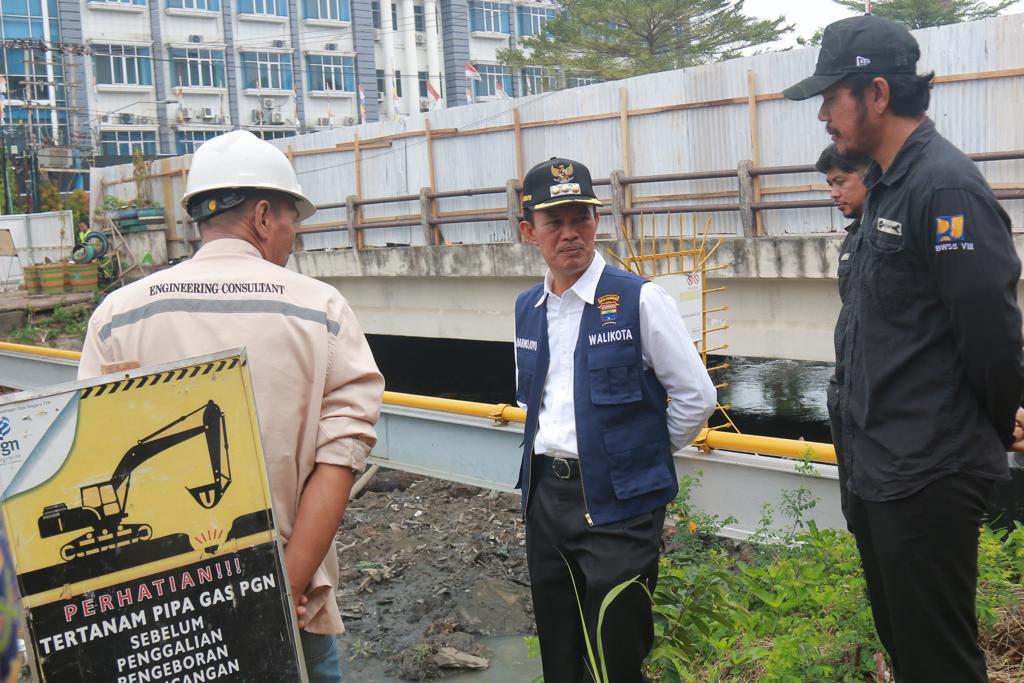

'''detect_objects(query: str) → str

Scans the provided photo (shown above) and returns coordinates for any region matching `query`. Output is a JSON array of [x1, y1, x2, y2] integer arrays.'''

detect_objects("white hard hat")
[[181, 130, 316, 221]]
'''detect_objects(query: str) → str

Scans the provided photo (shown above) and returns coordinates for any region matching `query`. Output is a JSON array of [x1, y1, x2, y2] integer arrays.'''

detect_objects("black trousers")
[[525, 460, 664, 683], [847, 473, 994, 683]]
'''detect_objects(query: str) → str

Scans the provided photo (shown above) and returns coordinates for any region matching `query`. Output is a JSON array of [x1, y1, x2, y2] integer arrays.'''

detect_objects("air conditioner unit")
[[272, 39, 285, 48], [271, 111, 284, 124], [180, 107, 193, 120], [262, 97, 275, 109], [250, 109, 263, 124], [316, 116, 331, 127], [415, 33, 425, 45], [118, 113, 135, 124], [324, 42, 338, 51], [198, 107, 213, 119], [343, 116, 355, 126], [188, 34, 202, 43]]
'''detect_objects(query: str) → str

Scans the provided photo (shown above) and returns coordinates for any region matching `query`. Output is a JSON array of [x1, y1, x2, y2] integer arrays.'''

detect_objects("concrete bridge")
[[291, 234, 836, 362], [290, 232, 1024, 362]]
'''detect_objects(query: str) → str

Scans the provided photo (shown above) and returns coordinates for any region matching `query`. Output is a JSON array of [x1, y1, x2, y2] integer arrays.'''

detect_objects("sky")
[[742, 0, 1024, 49]]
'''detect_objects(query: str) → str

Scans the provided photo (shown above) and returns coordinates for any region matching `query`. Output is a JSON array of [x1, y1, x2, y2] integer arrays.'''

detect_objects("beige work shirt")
[[78, 237, 384, 635]]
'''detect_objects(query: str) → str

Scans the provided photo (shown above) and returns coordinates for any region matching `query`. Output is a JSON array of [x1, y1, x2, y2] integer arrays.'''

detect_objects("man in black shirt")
[[816, 144, 870, 525], [786, 14, 1024, 682]]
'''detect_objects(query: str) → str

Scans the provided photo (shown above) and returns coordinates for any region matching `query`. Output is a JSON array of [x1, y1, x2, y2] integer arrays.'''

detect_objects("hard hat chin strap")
[[188, 189, 251, 224]]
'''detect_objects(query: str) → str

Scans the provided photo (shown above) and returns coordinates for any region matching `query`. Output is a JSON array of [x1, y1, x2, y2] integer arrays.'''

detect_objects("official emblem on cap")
[[552, 164, 574, 183], [522, 157, 603, 212], [598, 294, 620, 326]]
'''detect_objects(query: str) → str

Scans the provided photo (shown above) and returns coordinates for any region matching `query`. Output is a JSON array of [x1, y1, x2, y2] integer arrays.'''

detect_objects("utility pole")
[[0, 127, 10, 214]]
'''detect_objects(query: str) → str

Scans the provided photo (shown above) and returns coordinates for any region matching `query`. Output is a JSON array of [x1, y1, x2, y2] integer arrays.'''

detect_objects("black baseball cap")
[[522, 157, 602, 212], [783, 14, 920, 101]]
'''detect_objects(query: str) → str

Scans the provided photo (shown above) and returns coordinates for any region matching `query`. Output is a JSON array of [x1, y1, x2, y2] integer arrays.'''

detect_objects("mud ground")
[[333, 471, 536, 681]]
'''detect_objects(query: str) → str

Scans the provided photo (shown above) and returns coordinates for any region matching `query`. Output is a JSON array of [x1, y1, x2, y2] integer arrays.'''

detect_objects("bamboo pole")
[[353, 134, 364, 250], [746, 70, 764, 237], [619, 87, 633, 239], [513, 109, 524, 182], [425, 120, 441, 245]]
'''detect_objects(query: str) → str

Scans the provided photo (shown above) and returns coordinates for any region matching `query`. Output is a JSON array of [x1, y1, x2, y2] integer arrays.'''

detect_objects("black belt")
[[538, 454, 581, 480]]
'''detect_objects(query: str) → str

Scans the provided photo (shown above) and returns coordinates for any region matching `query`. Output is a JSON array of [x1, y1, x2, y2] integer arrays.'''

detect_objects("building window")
[[376, 68, 384, 96], [391, 2, 396, 29], [175, 129, 221, 154], [473, 63, 511, 97], [517, 5, 553, 36], [394, 69, 401, 97], [417, 70, 427, 97], [302, 0, 349, 21], [307, 54, 354, 92], [169, 48, 225, 88], [251, 129, 296, 140], [469, 1, 509, 33], [238, 0, 286, 16], [413, 3, 424, 31], [520, 66, 556, 95], [167, 0, 219, 10], [93, 45, 153, 86], [567, 75, 598, 88], [100, 130, 156, 156], [93, 0, 146, 6], [371, 0, 380, 27], [241, 51, 293, 90]]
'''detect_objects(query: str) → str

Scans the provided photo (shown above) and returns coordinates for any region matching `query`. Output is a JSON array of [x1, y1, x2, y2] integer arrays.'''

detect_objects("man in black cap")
[[786, 14, 1024, 682], [513, 158, 716, 682]]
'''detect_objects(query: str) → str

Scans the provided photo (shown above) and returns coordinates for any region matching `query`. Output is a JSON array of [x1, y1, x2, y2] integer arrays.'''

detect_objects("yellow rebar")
[[0, 342, 82, 361]]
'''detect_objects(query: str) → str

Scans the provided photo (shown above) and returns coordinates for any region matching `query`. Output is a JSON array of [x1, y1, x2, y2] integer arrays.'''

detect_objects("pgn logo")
[[0, 417, 19, 457]]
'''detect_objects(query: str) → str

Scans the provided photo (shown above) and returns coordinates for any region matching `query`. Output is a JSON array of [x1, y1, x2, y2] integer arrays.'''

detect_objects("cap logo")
[[855, 55, 871, 67], [551, 164, 574, 183], [549, 183, 581, 197]]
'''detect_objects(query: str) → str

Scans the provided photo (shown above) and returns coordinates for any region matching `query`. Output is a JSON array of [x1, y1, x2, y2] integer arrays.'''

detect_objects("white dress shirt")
[[516, 252, 717, 457]]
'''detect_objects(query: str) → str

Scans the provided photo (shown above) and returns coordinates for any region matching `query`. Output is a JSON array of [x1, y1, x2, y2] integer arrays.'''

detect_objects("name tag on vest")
[[516, 337, 538, 351], [588, 329, 634, 346]]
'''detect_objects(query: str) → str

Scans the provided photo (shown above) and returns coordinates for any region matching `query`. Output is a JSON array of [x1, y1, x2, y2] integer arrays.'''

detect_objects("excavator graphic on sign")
[[38, 401, 231, 562]]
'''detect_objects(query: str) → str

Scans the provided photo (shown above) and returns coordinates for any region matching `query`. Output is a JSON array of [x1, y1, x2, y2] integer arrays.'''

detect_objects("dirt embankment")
[[334, 472, 535, 681]]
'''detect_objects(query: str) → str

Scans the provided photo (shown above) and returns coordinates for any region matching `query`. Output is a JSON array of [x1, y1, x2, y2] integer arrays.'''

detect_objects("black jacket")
[[829, 118, 1024, 503]]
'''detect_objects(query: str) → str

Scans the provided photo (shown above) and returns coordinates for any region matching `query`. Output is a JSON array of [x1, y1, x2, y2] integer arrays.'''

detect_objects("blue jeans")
[[299, 631, 343, 683]]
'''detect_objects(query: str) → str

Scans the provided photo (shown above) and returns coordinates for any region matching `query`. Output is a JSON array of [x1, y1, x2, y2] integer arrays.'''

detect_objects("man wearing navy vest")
[[514, 157, 717, 682]]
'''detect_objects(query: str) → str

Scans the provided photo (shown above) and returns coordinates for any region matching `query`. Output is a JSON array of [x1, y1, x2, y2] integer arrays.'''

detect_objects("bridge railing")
[[0, 342, 837, 465], [296, 150, 1024, 246]]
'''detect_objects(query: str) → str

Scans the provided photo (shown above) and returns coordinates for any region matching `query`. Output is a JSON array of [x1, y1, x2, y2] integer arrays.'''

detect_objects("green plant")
[[65, 188, 89, 227], [102, 195, 129, 211], [6, 303, 95, 346], [131, 146, 154, 207], [38, 180, 61, 213]]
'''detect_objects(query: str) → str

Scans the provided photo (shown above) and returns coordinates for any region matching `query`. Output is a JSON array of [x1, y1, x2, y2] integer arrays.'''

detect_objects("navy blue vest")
[[514, 265, 676, 526]]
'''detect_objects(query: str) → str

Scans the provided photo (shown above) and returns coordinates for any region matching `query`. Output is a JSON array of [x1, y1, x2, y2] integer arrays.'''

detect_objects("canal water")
[[368, 336, 1024, 528]]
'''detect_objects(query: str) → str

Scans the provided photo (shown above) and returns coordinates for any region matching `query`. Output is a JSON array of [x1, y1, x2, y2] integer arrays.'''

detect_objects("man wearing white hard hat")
[[79, 130, 384, 683]]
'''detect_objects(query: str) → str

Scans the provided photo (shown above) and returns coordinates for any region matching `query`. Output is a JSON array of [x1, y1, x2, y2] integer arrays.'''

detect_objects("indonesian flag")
[[464, 62, 482, 81], [426, 81, 441, 105]]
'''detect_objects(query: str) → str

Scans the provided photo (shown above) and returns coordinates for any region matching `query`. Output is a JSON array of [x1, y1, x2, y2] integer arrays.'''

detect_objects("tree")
[[497, 0, 791, 83], [831, 0, 1015, 30]]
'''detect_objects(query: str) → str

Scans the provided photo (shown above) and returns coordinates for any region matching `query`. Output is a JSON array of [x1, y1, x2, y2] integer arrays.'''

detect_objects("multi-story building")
[[0, 0, 83, 196], [64, 0, 581, 161]]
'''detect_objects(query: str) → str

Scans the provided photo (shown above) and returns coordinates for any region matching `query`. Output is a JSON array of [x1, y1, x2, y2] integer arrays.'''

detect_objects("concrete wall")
[[292, 231, 1024, 362]]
